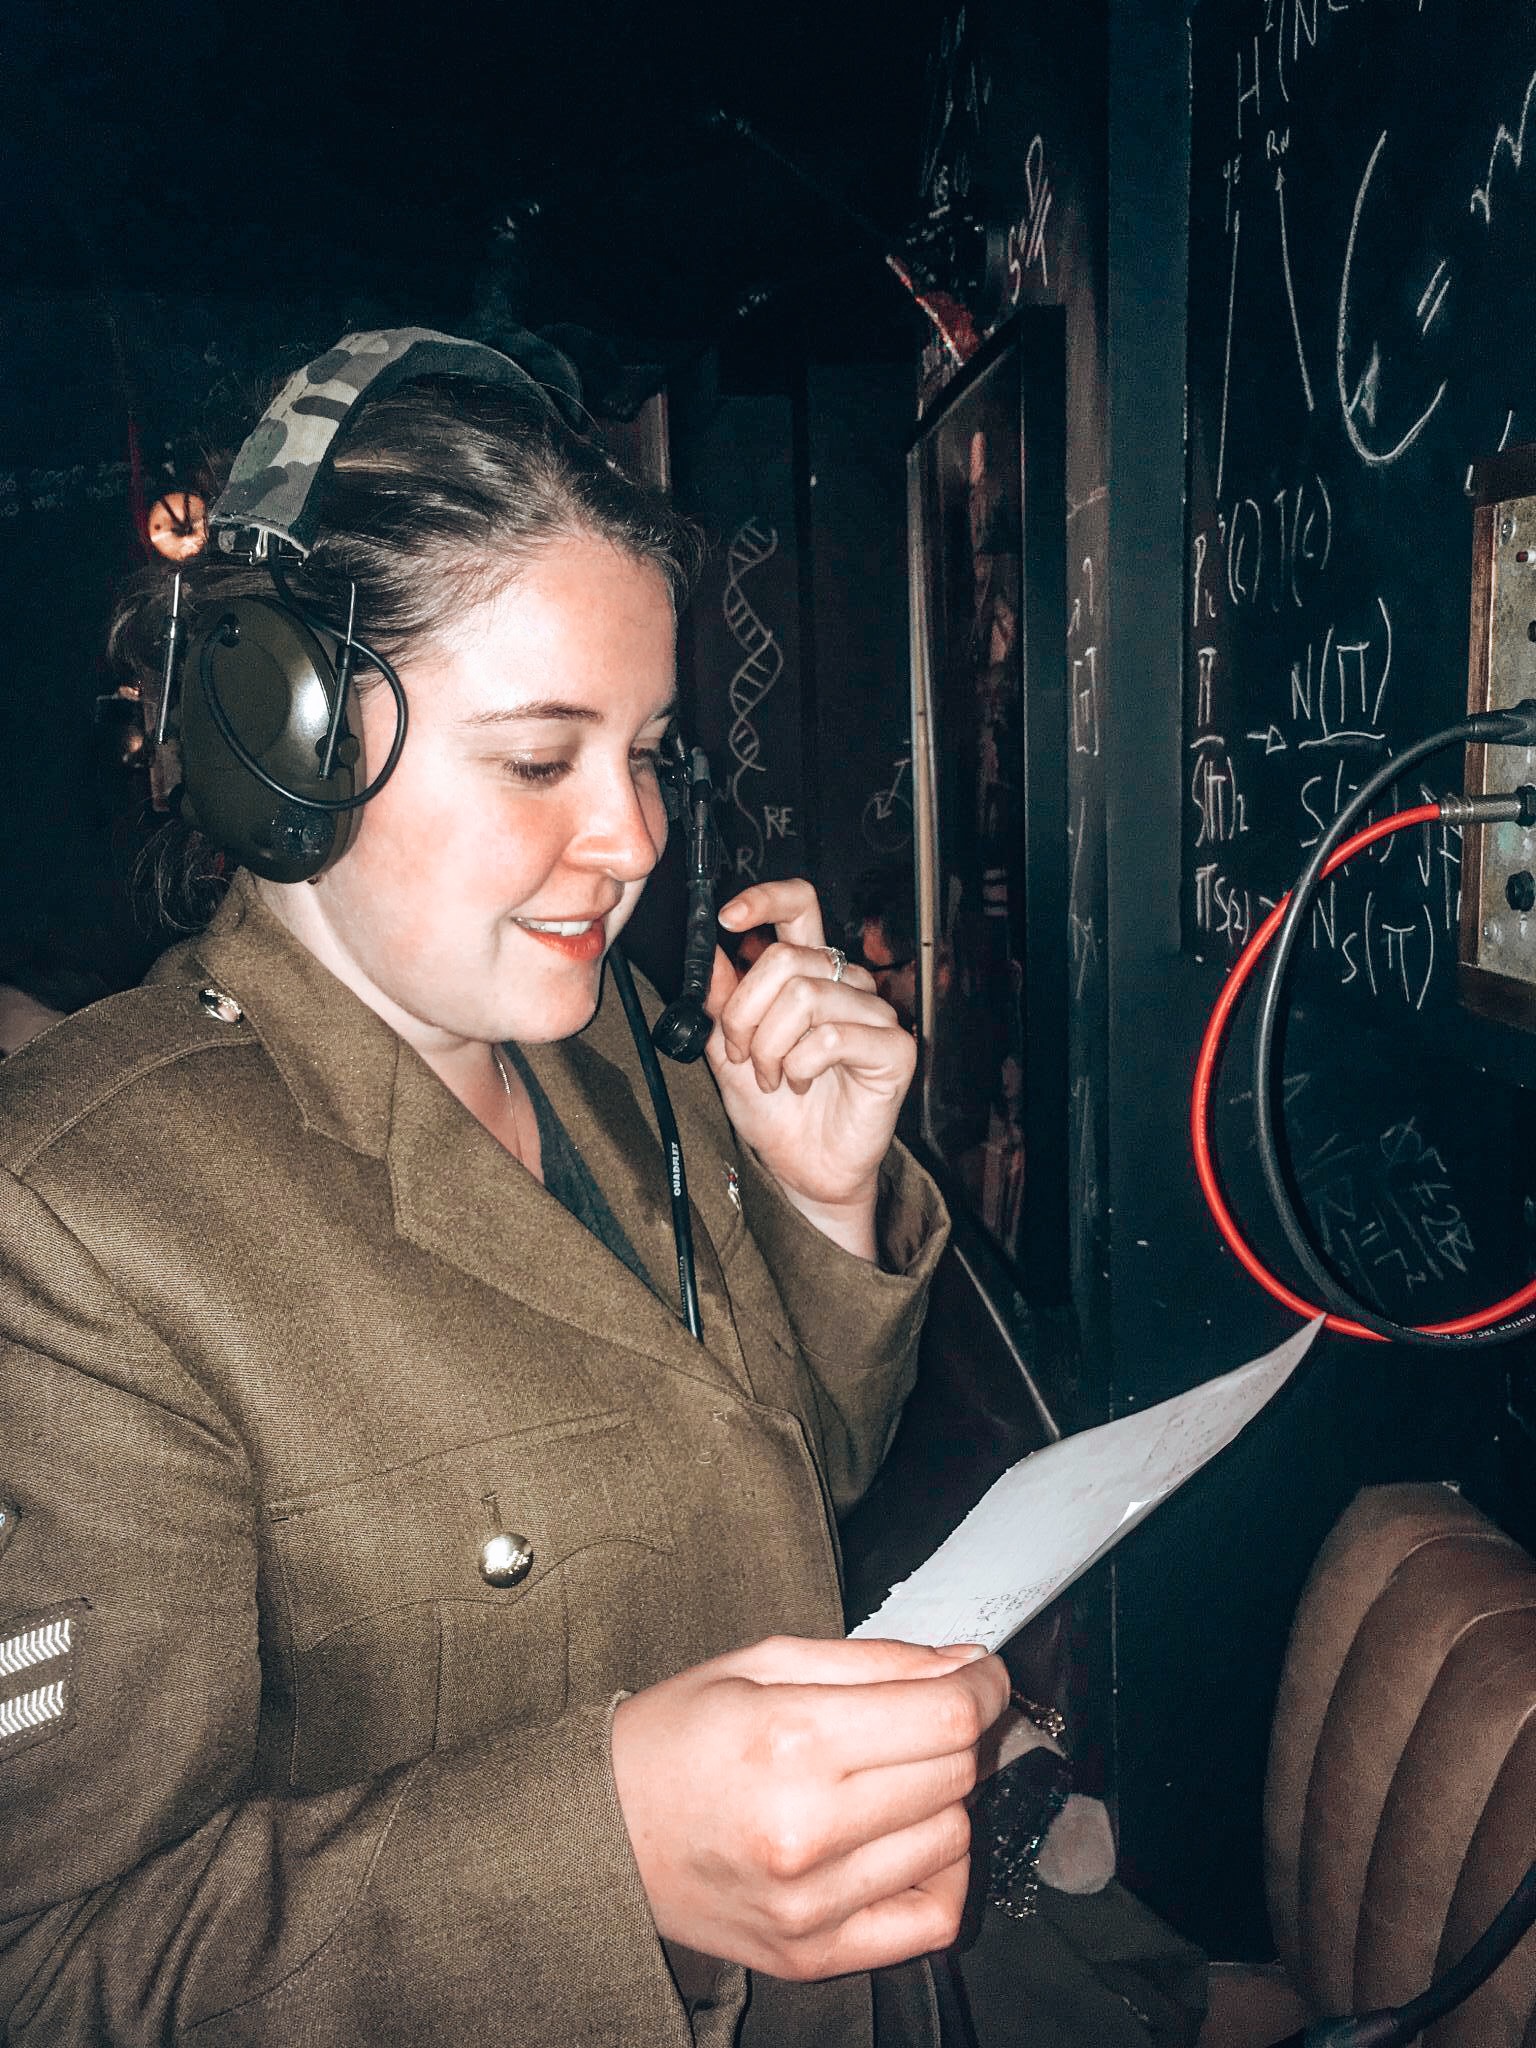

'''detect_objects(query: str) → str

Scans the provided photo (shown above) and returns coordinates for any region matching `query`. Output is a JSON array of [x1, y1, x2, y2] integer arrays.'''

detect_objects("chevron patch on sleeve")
[[0, 1606, 78, 1758]]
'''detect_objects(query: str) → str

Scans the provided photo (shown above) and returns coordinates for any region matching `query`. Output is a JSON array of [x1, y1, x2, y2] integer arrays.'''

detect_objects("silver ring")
[[825, 946, 848, 983]]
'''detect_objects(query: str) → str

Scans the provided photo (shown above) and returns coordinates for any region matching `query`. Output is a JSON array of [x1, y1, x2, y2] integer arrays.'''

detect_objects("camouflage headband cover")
[[207, 326, 583, 556]]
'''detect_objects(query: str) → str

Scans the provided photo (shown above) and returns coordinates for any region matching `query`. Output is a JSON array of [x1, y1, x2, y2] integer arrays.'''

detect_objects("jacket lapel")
[[519, 1029, 753, 1396], [387, 1050, 745, 1396], [182, 876, 748, 1396]]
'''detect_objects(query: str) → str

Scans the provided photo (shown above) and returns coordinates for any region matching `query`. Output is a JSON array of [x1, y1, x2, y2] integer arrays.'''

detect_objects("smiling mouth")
[[512, 916, 607, 962]]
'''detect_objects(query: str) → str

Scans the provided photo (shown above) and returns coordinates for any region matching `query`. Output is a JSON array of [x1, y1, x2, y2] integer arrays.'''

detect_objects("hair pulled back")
[[112, 376, 703, 930]]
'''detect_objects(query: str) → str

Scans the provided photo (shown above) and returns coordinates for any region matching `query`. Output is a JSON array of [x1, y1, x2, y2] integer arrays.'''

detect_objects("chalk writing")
[[1284, 596, 1392, 750], [1274, 158, 1315, 412], [1192, 475, 1332, 617], [919, 5, 991, 207], [1072, 645, 1101, 757], [1004, 136, 1054, 299], [1184, 0, 1522, 1021], [1217, 204, 1242, 500], [722, 520, 785, 885], [0, 460, 132, 518], [1068, 796, 1102, 1003], [1335, 131, 1448, 467], [860, 755, 913, 854], [1470, 67, 1536, 225], [1296, 1112, 1476, 1303], [1192, 743, 1249, 847], [1193, 863, 1278, 948]]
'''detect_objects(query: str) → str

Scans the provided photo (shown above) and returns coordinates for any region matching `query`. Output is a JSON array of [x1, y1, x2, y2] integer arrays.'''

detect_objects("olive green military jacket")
[[0, 877, 950, 2047]]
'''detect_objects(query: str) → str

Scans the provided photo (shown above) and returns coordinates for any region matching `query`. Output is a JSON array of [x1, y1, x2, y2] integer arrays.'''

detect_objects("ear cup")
[[178, 594, 358, 883]]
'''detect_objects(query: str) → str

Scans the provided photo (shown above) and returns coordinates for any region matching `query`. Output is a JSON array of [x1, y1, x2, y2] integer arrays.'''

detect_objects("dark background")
[[0, 0, 938, 975], [7, 0, 1536, 1968]]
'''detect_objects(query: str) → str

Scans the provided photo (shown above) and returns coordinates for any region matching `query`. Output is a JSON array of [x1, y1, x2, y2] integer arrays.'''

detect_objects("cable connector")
[[1469, 697, 1536, 745], [1440, 783, 1536, 825]]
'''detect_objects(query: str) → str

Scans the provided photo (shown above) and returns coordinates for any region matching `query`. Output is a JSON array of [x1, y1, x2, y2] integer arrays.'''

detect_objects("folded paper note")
[[852, 1319, 1322, 1653]]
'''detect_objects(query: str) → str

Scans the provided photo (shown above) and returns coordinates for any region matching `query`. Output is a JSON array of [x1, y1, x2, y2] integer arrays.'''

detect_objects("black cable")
[[197, 609, 409, 816], [608, 946, 704, 1342], [1268, 1856, 1536, 2046], [1250, 701, 1536, 1349]]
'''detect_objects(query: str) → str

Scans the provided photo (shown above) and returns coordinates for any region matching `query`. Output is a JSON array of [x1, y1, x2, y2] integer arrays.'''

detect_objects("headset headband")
[[207, 326, 579, 557]]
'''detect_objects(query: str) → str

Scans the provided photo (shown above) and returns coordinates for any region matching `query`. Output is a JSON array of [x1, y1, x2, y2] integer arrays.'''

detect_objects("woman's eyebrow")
[[457, 699, 603, 728], [457, 693, 680, 729]]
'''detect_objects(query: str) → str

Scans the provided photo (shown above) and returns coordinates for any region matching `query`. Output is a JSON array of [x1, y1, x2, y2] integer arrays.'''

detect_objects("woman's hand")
[[610, 1635, 1008, 1980], [708, 881, 916, 1260]]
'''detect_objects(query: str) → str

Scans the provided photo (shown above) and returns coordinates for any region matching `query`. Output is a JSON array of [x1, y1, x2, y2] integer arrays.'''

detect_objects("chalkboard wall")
[[1184, 4, 1536, 1334], [1099, 0, 1536, 1955]]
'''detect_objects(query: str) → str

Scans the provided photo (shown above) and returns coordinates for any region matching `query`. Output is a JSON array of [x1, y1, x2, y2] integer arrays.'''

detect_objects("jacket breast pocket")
[[268, 1412, 673, 1792]]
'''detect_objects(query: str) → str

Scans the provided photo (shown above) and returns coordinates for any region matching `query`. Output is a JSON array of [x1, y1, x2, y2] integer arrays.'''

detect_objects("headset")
[[153, 326, 721, 1339]]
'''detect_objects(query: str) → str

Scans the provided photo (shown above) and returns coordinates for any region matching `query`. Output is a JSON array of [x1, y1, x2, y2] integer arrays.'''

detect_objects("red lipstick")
[[513, 920, 606, 962]]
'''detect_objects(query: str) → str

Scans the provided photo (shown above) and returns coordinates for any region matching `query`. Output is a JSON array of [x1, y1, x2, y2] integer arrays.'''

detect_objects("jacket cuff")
[[367, 1700, 693, 2045], [733, 1139, 950, 1373]]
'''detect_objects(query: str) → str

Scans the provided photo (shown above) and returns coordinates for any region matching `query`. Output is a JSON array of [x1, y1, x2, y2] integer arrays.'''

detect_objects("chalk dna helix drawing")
[[723, 519, 784, 881]]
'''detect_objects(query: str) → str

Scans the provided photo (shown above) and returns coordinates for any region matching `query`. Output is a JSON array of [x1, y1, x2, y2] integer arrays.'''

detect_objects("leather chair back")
[[1262, 1482, 1536, 2045]]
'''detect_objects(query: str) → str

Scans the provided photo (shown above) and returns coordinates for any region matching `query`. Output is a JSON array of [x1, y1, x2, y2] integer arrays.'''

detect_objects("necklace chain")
[[492, 1044, 533, 1169]]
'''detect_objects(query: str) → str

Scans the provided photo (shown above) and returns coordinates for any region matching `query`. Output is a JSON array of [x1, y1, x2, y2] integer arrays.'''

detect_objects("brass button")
[[479, 1531, 533, 1588], [198, 987, 244, 1024]]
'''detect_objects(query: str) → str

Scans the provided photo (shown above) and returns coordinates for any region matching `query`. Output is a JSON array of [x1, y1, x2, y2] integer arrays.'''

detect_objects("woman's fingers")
[[730, 1635, 991, 1688], [718, 878, 825, 950], [776, 1019, 916, 1098], [706, 877, 915, 1248], [610, 1635, 1005, 1981], [805, 1854, 973, 1980], [737, 1657, 1008, 1784], [762, 1806, 974, 1972], [703, 942, 740, 1021], [716, 946, 880, 1058], [722, 976, 892, 1087], [790, 1748, 981, 1866]]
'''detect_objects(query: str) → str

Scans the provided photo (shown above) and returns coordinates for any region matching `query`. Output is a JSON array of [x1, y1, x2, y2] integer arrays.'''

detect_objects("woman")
[[0, 347, 1010, 2045]]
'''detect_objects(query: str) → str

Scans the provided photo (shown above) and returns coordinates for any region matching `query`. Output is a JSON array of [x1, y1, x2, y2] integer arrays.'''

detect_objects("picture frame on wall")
[[908, 310, 1070, 1303]]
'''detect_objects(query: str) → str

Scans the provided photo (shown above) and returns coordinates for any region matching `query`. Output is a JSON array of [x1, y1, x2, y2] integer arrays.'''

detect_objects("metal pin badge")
[[726, 1165, 742, 1213], [198, 987, 244, 1025], [478, 1492, 533, 1589]]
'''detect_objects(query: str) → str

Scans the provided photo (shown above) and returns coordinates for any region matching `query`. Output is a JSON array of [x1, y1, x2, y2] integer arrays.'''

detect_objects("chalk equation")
[[1212, 3, 1536, 486], [1296, 1109, 1477, 1305], [1191, 475, 1332, 621]]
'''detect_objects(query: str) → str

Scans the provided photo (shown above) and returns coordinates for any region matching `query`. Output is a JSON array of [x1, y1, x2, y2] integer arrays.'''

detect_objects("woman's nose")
[[573, 771, 666, 881]]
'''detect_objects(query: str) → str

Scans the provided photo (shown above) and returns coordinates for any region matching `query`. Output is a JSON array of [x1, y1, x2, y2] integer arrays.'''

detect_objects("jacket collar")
[[175, 874, 749, 1395]]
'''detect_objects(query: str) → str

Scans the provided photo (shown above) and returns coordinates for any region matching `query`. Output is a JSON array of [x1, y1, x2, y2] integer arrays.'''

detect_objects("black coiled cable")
[[1251, 703, 1536, 1349]]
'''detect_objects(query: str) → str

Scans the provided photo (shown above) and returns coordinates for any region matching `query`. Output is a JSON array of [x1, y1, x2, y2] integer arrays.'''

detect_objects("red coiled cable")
[[1191, 802, 1536, 1340]]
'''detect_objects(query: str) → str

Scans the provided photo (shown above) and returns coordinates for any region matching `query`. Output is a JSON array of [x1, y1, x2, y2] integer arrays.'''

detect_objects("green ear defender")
[[158, 326, 562, 882]]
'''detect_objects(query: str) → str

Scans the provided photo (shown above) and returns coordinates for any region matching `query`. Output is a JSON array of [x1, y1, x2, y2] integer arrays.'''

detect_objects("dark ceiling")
[[4, 1, 943, 375]]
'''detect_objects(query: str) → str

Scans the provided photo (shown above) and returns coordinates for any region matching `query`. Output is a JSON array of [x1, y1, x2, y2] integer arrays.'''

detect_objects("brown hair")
[[113, 376, 704, 931]]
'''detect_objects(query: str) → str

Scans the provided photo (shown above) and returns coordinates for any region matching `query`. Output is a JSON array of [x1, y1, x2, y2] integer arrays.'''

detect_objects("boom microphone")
[[653, 744, 721, 1064]]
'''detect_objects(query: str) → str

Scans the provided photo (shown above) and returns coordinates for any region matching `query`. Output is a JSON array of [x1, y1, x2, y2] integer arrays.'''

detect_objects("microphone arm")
[[652, 745, 720, 1064]]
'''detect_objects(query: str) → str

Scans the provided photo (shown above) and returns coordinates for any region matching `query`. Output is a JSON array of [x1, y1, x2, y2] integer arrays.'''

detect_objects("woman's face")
[[300, 530, 677, 1049]]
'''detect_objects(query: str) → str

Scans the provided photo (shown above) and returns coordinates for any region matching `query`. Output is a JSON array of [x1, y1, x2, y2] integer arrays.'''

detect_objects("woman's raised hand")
[[609, 1635, 1009, 1979], [707, 881, 916, 1259]]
